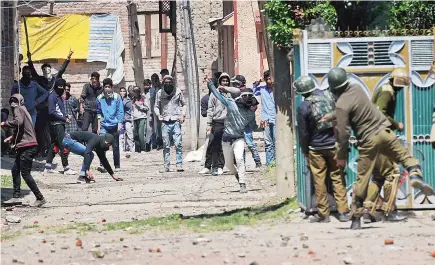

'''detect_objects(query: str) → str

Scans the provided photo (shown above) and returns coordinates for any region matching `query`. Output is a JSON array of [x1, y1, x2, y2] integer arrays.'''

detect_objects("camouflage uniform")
[[364, 84, 403, 218]]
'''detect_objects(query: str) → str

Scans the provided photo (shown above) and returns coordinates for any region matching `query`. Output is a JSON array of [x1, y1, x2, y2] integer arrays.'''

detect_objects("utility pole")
[[274, 45, 296, 197], [182, 0, 198, 150]]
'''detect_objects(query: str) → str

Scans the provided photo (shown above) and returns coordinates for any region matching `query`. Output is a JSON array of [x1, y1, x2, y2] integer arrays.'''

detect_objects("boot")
[[410, 176, 435, 196], [363, 212, 378, 224], [350, 217, 361, 230]]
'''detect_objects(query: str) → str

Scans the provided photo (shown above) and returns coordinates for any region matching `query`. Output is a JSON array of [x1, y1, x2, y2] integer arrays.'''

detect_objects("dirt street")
[[1, 149, 435, 265]]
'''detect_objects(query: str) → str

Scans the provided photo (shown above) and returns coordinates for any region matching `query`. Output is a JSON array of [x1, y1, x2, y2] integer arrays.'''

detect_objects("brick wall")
[[1, 2, 15, 108]]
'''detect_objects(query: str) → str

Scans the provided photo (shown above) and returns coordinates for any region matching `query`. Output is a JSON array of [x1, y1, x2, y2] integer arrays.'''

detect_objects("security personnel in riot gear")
[[328, 67, 435, 229], [295, 76, 349, 223], [363, 68, 410, 223]]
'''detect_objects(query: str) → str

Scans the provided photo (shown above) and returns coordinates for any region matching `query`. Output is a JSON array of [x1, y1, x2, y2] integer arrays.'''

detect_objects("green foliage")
[[263, 0, 435, 47], [263, 0, 337, 48], [388, 0, 435, 30]]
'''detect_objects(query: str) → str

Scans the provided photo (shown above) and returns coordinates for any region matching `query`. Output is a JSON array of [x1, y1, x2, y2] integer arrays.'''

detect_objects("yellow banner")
[[21, 14, 90, 61]]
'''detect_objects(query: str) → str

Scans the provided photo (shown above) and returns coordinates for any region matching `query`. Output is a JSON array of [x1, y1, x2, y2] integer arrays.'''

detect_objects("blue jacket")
[[48, 92, 67, 123], [11, 80, 48, 115], [96, 93, 124, 129], [297, 89, 335, 155]]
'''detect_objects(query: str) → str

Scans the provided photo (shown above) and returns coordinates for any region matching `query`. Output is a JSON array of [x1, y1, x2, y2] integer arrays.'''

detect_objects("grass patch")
[[104, 197, 297, 233], [1, 231, 21, 241], [263, 162, 277, 182], [1, 175, 28, 189]]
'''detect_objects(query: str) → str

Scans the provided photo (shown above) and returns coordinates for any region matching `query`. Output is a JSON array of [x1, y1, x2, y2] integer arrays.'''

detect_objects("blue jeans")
[[62, 137, 94, 176], [264, 123, 276, 166], [162, 121, 183, 168], [100, 126, 120, 168], [30, 111, 37, 126], [244, 126, 261, 164]]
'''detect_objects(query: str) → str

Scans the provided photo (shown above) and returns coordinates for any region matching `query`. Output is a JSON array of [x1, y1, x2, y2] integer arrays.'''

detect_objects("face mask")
[[10, 102, 19, 108], [163, 84, 174, 95], [55, 87, 64, 96], [22, 72, 31, 82]]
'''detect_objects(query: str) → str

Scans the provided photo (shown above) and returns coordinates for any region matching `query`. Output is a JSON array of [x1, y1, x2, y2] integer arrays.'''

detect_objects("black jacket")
[[69, 131, 114, 175], [297, 89, 336, 155], [80, 83, 103, 113]]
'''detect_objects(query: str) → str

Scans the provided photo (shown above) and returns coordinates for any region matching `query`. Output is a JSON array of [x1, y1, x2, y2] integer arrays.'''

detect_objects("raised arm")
[[56, 50, 74, 78]]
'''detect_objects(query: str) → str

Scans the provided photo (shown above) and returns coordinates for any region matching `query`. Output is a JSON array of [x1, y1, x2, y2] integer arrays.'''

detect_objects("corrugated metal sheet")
[[308, 43, 331, 70], [411, 40, 433, 68]]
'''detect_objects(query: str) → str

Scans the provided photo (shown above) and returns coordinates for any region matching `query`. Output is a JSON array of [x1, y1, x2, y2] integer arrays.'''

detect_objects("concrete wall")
[[175, 0, 222, 146]]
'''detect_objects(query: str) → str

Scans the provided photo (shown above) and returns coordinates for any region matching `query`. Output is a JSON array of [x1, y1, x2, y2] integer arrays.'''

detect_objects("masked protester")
[[63, 83, 80, 134], [199, 73, 229, 176], [11, 66, 48, 126], [1, 94, 46, 207], [80, 72, 104, 133], [154, 75, 187, 172], [206, 76, 258, 193], [119, 87, 134, 155], [363, 68, 410, 223], [132, 86, 149, 152], [150, 73, 162, 150], [232, 74, 262, 168], [200, 74, 220, 168], [294, 76, 350, 223], [328, 67, 435, 229], [44, 78, 76, 175], [61, 131, 123, 183], [96, 78, 124, 173]]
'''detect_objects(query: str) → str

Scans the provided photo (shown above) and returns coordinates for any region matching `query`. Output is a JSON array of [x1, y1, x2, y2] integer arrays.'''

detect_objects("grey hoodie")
[[131, 94, 149, 120], [154, 86, 186, 122], [207, 72, 232, 126]]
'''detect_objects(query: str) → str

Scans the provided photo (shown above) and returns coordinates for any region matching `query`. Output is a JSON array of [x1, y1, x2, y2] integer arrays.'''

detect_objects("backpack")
[[306, 92, 335, 131]]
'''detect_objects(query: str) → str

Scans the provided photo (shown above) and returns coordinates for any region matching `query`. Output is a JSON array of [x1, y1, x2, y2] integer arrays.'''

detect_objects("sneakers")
[[125, 153, 131, 158], [211, 168, 218, 176], [199, 168, 210, 174], [410, 176, 435, 196], [385, 210, 408, 222], [44, 167, 58, 174], [114, 167, 121, 172], [2, 197, 23, 206], [77, 176, 91, 184], [97, 166, 107, 173], [31, 198, 47, 207], [239, 183, 247, 193], [308, 214, 331, 223], [159, 167, 170, 173], [63, 168, 76, 175], [255, 162, 262, 168], [338, 212, 351, 222], [217, 168, 224, 175], [176, 165, 184, 172]]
